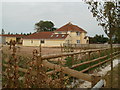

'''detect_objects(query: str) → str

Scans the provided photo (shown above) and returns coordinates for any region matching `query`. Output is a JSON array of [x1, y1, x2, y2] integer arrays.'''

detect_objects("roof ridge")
[[55, 22, 87, 33]]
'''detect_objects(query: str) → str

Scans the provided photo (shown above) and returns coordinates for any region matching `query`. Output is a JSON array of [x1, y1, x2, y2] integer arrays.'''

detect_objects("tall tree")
[[8, 32, 10, 35], [2, 29, 5, 35], [84, 0, 119, 88], [35, 20, 56, 32]]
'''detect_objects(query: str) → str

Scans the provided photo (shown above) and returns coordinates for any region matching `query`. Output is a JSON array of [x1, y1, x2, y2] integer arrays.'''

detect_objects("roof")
[[23, 32, 68, 39], [49, 34, 68, 39], [55, 22, 87, 33], [84, 36, 89, 39], [0, 34, 25, 37]]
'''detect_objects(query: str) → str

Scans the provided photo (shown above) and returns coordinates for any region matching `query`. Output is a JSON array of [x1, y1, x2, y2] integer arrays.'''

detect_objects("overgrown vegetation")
[[2, 44, 120, 88], [2, 46, 70, 88], [104, 63, 120, 88]]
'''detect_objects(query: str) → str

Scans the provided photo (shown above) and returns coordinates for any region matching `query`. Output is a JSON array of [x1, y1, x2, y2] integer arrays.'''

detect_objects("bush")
[[65, 57, 73, 68]]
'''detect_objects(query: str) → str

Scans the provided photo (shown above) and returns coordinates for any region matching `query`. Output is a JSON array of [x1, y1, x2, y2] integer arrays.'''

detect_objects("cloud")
[[0, 2, 2, 30]]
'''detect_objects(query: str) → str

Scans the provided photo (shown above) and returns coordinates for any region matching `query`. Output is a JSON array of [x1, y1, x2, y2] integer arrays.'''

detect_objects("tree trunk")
[[110, 37, 113, 88]]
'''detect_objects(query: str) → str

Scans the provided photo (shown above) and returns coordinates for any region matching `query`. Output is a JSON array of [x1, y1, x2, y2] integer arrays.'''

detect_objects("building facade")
[[0, 34, 25, 45], [23, 22, 89, 47]]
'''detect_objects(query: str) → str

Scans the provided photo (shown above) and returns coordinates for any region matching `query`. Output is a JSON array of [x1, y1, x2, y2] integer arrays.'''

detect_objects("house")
[[23, 22, 89, 47], [0, 34, 25, 45]]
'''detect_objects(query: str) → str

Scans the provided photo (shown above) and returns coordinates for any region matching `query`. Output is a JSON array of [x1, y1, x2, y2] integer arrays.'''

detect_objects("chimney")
[[68, 22, 72, 25]]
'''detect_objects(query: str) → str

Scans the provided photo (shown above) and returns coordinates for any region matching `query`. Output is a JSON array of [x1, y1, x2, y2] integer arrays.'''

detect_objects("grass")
[[104, 63, 120, 88], [72, 50, 112, 72], [65, 57, 73, 68]]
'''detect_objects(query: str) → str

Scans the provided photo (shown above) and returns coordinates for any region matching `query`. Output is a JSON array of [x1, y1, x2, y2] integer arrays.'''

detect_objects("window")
[[77, 40, 80, 44], [76, 32, 80, 36], [51, 35, 53, 37], [67, 40, 70, 44], [41, 40, 44, 43], [31, 40, 33, 43], [62, 35, 64, 37], [56, 35, 59, 37], [58, 32, 62, 34]]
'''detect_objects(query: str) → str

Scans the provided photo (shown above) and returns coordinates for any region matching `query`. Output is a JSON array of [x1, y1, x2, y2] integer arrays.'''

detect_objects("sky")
[[1, 0, 107, 37]]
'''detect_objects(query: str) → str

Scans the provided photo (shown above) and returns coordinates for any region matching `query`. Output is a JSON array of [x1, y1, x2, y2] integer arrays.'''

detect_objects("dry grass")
[[104, 63, 120, 88], [2, 45, 69, 88], [2, 45, 62, 57], [2, 44, 120, 88]]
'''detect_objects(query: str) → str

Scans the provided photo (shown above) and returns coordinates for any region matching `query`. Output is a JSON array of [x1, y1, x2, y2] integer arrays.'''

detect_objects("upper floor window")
[[76, 32, 80, 36], [77, 40, 80, 44], [62, 35, 65, 37], [51, 35, 53, 37], [58, 32, 62, 34], [56, 35, 59, 37]]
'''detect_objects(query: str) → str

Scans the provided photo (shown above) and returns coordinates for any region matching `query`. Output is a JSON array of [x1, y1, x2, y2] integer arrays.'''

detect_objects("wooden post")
[[60, 44, 63, 53], [98, 50, 101, 68], [88, 51, 91, 73], [71, 54, 74, 66]]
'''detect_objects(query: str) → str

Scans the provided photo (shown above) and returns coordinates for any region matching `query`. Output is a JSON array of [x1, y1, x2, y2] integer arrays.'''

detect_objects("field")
[[2, 45, 62, 56]]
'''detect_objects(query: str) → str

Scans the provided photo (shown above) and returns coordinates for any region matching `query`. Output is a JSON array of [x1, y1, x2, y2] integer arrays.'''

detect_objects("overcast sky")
[[1, 1, 107, 36]]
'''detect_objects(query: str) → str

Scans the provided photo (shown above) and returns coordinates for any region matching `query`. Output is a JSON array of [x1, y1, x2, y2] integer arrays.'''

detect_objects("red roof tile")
[[23, 32, 68, 39], [23, 32, 52, 39], [55, 22, 87, 33]]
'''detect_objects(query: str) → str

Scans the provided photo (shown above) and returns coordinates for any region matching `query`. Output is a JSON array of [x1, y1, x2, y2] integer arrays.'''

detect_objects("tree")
[[114, 29, 120, 43], [35, 20, 56, 32], [8, 32, 10, 35], [114, 1, 120, 44], [89, 34, 108, 44], [2, 29, 5, 34], [29, 32, 32, 35], [84, 0, 119, 88], [23, 33, 26, 35]]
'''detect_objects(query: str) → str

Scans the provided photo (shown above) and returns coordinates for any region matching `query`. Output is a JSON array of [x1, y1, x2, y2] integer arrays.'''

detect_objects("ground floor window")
[[77, 40, 80, 44], [40, 40, 45, 43], [67, 40, 70, 44], [31, 40, 33, 43]]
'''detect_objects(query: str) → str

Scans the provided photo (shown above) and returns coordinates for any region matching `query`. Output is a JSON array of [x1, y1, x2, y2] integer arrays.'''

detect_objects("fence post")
[[60, 44, 63, 53], [71, 54, 74, 66], [98, 50, 101, 68], [88, 51, 91, 73]]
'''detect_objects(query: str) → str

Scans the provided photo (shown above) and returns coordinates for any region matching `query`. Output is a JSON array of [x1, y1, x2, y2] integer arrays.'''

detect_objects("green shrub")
[[65, 57, 73, 68]]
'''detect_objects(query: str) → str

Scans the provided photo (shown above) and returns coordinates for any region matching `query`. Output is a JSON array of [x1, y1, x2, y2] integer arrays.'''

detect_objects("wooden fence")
[[3, 46, 120, 88], [63, 43, 120, 50]]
